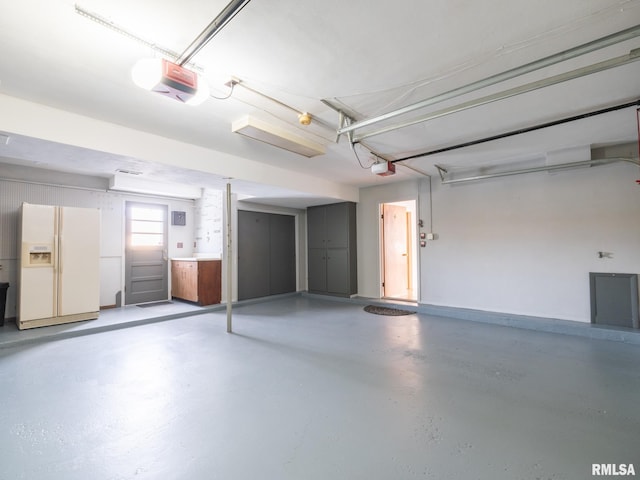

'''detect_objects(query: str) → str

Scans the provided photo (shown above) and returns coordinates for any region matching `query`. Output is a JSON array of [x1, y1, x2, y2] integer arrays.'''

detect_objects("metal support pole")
[[226, 182, 233, 333]]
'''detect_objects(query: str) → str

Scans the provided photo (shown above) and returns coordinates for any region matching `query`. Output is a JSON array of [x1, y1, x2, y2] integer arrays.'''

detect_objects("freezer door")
[[58, 206, 101, 316], [19, 203, 57, 322]]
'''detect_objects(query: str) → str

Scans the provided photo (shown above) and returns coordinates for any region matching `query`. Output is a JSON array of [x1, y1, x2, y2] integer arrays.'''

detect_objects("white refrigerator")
[[18, 203, 101, 330]]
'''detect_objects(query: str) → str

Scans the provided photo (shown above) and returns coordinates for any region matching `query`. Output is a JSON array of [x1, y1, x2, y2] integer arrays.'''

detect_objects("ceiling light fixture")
[[109, 174, 202, 199], [232, 115, 326, 157], [131, 58, 210, 105], [298, 112, 312, 126]]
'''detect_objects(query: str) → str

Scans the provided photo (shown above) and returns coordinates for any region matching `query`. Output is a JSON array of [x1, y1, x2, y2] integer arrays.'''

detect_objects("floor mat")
[[364, 305, 416, 316], [137, 301, 174, 308]]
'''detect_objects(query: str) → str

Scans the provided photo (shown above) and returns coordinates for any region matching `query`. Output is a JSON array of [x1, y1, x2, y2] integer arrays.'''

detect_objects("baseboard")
[[418, 303, 640, 345], [303, 292, 640, 345]]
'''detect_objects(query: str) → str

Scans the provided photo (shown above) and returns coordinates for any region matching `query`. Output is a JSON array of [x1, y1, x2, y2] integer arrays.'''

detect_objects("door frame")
[[123, 201, 169, 305], [380, 200, 418, 301]]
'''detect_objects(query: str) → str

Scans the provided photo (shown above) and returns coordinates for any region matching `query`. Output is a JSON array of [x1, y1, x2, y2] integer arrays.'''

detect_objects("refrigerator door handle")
[[58, 235, 63, 274], [53, 235, 59, 272], [163, 249, 168, 262]]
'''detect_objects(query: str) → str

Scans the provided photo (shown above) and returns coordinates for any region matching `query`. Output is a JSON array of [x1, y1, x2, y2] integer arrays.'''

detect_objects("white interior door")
[[383, 204, 409, 298]]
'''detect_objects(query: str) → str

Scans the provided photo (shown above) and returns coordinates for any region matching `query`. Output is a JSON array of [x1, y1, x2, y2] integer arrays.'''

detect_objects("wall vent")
[[590, 273, 639, 329]]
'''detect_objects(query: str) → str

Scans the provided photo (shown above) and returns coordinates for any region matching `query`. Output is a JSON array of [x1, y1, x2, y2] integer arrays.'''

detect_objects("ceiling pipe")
[[391, 99, 640, 163], [177, 0, 252, 65], [336, 24, 640, 137], [436, 157, 639, 185], [354, 49, 640, 143]]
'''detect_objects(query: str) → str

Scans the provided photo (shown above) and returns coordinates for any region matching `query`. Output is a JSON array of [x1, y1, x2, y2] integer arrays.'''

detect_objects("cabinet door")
[[182, 262, 199, 302], [308, 248, 327, 293], [238, 211, 270, 300], [326, 249, 349, 295], [171, 261, 195, 301], [269, 214, 296, 295], [326, 203, 349, 248], [170, 261, 182, 297], [198, 260, 221, 305], [307, 206, 326, 249]]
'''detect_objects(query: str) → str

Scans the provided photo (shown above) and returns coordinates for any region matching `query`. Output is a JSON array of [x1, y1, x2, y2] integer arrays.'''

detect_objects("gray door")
[[238, 211, 296, 300], [238, 211, 270, 300], [124, 202, 168, 305], [269, 214, 296, 295]]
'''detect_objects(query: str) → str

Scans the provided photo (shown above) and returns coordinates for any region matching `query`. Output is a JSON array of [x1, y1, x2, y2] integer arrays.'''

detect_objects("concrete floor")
[[0, 295, 638, 479]]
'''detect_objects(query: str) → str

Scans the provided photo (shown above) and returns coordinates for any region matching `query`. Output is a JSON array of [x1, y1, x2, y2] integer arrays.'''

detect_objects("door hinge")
[[382, 282, 385, 287]]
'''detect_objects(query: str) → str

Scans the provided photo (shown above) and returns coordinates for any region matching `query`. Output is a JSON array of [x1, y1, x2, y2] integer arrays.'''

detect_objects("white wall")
[[358, 163, 640, 323], [194, 188, 224, 256]]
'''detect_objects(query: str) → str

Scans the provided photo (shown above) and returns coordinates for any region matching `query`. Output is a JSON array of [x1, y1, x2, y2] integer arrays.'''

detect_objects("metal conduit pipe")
[[436, 157, 639, 185], [390, 99, 640, 164], [177, 0, 252, 65], [337, 24, 640, 136]]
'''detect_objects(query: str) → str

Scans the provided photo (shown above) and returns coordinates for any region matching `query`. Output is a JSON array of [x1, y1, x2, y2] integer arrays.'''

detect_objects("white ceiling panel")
[[0, 0, 638, 206]]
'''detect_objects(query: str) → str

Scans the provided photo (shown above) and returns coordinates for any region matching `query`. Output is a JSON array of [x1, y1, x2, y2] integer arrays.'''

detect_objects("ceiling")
[[0, 0, 639, 208]]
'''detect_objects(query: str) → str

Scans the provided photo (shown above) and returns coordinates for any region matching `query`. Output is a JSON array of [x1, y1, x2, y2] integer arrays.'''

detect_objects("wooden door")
[[382, 204, 409, 298]]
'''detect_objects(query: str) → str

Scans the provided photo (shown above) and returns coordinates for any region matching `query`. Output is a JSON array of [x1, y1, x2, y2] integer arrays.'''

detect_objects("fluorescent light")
[[232, 115, 326, 157], [109, 174, 202, 199], [131, 58, 210, 106]]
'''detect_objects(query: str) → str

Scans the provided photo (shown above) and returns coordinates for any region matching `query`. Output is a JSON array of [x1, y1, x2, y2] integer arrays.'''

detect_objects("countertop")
[[171, 257, 221, 262]]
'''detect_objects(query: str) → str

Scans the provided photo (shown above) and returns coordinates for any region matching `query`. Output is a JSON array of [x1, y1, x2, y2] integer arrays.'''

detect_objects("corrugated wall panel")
[[1, 180, 104, 259]]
